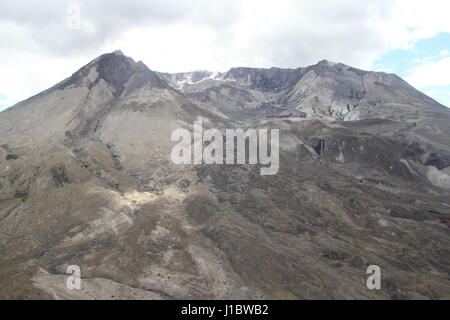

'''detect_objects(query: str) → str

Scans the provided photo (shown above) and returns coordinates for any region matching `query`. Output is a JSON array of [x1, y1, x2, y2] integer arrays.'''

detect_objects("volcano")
[[0, 51, 449, 299]]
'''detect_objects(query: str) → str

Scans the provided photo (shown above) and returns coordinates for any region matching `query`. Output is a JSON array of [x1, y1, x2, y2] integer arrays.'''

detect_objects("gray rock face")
[[222, 67, 304, 92], [0, 51, 449, 300]]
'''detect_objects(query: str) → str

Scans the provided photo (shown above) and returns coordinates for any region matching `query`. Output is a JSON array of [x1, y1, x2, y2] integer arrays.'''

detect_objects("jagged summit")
[[113, 49, 125, 56], [5, 50, 448, 122], [57, 50, 169, 95], [315, 59, 340, 66]]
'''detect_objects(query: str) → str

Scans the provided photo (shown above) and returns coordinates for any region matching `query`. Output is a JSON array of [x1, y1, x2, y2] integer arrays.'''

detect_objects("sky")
[[0, 0, 449, 111]]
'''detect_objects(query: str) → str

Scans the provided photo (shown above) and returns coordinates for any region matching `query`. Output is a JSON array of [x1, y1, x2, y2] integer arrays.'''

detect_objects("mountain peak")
[[57, 51, 168, 95], [112, 49, 125, 56], [316, 59, 339, 66]]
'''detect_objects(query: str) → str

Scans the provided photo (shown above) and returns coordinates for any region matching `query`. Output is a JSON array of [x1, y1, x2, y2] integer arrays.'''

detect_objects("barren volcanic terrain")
[[0, 51, 449, 299]]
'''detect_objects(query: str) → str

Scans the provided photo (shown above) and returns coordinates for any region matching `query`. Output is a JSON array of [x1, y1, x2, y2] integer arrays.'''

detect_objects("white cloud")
[[392, 0, 450, 42], [405, 57, 450, 88], [0, 50, 97, 109]]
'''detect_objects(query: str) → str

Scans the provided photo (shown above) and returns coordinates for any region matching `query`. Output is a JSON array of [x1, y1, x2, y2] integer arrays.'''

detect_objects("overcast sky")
[[0, 0, 449, 110]]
